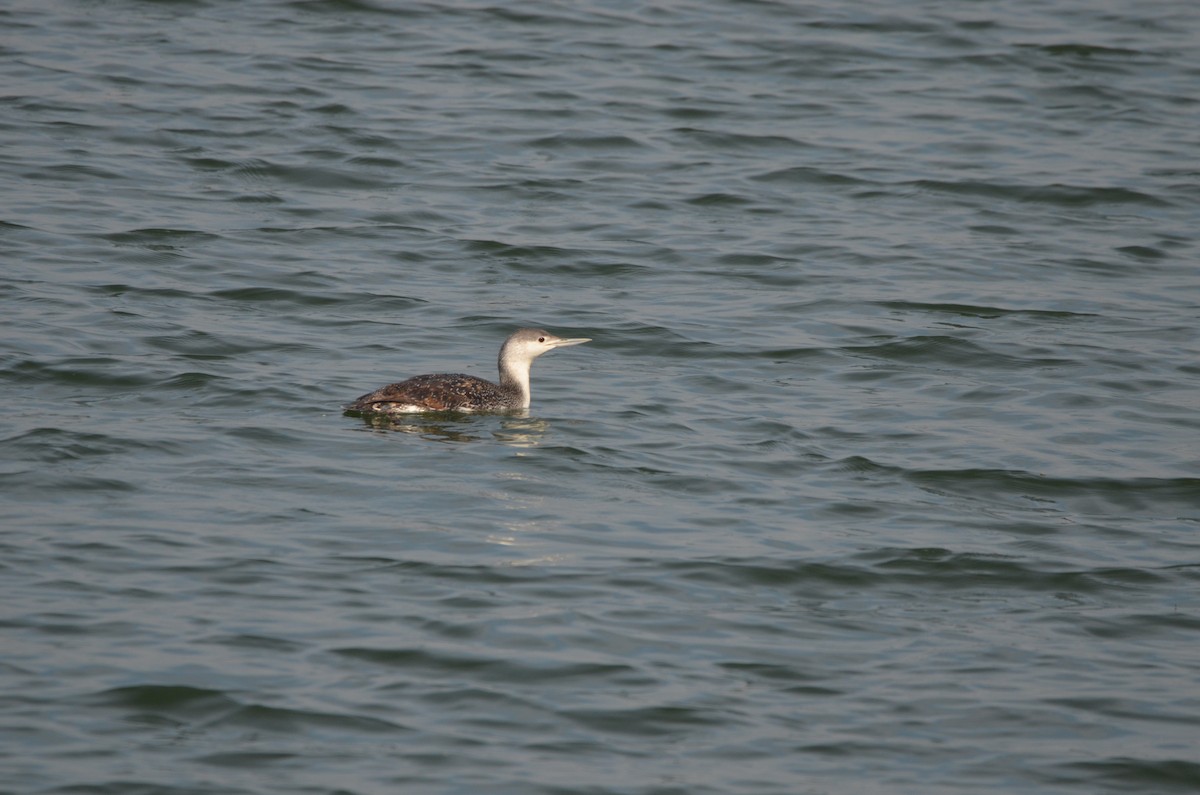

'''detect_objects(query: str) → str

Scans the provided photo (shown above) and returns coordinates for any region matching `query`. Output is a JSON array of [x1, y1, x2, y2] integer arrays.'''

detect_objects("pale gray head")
[[496, 328, 590, 406], [501, 328, 591, 364]]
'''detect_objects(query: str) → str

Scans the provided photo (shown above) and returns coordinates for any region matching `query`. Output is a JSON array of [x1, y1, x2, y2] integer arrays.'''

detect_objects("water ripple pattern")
[[2, 1, 1199, 794]]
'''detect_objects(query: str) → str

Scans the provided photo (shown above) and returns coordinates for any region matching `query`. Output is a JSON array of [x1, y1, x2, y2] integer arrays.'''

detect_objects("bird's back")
[[346, 373, 518, 413]]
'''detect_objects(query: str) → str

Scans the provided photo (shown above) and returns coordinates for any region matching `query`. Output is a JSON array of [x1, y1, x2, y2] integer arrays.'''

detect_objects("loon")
[[346, 328, 590, 414]]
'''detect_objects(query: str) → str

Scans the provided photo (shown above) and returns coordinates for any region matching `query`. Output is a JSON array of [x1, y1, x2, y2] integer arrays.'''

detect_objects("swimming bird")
[[346, 328, 590, 414]]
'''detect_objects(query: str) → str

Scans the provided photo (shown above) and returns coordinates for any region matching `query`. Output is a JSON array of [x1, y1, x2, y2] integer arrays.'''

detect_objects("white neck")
[[498, 350, 533, 408]]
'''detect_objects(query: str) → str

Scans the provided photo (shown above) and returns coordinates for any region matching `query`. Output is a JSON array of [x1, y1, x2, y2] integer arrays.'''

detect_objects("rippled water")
[[3, 1, 1199, 793]]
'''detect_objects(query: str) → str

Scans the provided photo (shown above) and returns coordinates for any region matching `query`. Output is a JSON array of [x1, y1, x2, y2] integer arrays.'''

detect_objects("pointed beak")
[[550, 337, 590, 348]]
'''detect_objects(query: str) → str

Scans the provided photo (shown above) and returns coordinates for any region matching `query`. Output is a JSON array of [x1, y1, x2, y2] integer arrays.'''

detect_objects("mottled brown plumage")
[[346, 328, 590, 414], [348, 373, 516, 413]]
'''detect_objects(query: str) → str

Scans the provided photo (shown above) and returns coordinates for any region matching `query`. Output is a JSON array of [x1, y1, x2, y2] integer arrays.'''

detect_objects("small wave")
[[85, 684, 237, 714], [909, 179, 1171, 207], [875, 301, 1094, 320], [1058, 757, 1200, 791], [844, 335, 1072, 370], [908, 469, 1200, 516], [526, 133, 648, 149]]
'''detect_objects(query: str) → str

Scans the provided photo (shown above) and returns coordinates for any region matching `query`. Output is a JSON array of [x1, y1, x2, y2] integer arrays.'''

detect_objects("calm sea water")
[[3, 1, 1199, 793]]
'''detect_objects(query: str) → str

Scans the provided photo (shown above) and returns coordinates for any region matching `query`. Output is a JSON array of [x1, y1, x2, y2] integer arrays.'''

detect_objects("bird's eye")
[[538, 337, 545, 343]]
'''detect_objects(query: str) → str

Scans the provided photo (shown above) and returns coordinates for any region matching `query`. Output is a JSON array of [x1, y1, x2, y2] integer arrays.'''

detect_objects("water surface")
[[2, 1, 1199, 793]]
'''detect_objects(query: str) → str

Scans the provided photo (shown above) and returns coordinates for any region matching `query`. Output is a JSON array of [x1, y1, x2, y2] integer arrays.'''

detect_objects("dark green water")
[[3, 1, 1199, 793]]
